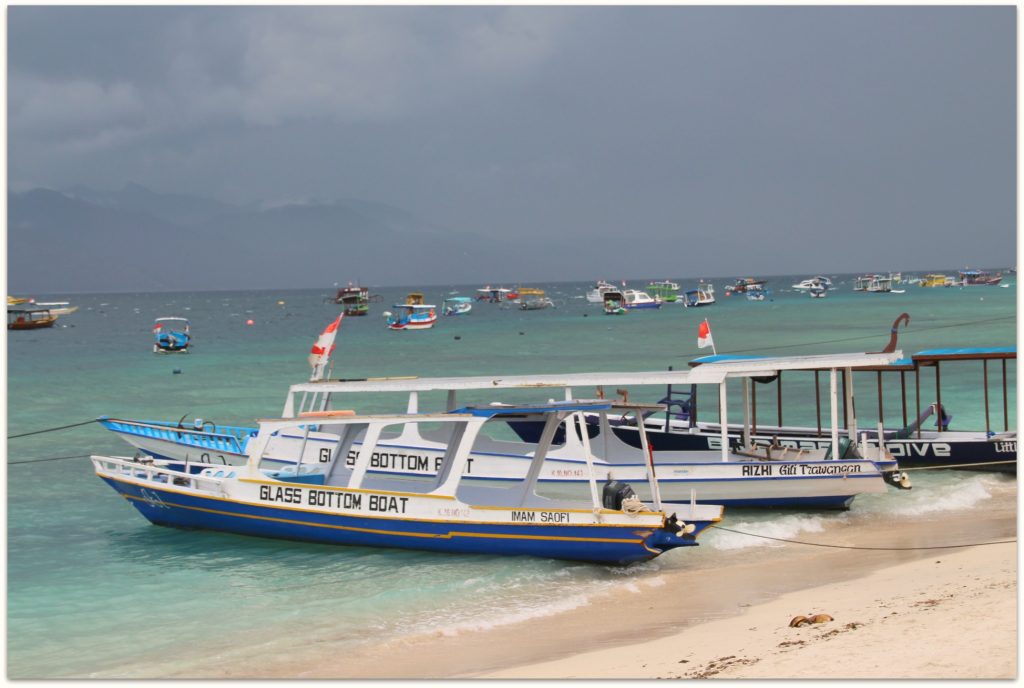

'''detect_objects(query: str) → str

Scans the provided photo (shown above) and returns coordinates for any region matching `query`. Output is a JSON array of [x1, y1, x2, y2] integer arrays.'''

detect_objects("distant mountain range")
[[8, 184, 584, 294]]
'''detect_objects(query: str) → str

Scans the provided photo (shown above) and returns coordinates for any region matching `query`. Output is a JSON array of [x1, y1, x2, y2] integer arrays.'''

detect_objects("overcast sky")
[[8, 6, 1016, 276]]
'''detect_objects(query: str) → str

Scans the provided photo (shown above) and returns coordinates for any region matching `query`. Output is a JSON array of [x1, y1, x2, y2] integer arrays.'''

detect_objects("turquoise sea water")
[[6, 275, 1017, 677]]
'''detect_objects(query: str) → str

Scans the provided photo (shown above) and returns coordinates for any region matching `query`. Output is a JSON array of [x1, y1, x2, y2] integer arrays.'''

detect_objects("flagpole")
[[706, 318, 717, 355]]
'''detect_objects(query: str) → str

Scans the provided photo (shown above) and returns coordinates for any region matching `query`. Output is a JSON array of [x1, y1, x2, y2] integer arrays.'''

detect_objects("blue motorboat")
[[152, 317, 191, 353]]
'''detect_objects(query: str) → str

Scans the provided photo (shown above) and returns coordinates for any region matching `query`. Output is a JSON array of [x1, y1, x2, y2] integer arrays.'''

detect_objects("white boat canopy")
[[284, 351, 902, 398], [282, 350, 902, 464]]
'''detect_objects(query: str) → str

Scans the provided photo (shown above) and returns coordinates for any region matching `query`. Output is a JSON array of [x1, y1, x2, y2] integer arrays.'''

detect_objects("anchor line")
[[7, 419, 100, 439], [711, 525, 1015, 551], [683, 315, 1016, 356], [8, 454, 93, 465]]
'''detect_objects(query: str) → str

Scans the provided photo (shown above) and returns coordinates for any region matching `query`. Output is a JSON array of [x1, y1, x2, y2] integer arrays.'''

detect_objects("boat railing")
[[100, 418, 251, 454], [92, 455, 225, 494]]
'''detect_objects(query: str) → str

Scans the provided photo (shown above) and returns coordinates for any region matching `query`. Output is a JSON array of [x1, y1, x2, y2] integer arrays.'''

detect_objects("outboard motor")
[[602, 476, 637, 510]]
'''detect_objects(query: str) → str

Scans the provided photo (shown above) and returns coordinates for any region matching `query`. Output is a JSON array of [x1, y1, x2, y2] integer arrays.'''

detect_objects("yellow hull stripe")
[[122, 493, 651, 545]]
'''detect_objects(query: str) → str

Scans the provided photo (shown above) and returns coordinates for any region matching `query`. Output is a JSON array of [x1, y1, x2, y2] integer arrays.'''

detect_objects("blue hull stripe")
[[100, 477, 704, 564]]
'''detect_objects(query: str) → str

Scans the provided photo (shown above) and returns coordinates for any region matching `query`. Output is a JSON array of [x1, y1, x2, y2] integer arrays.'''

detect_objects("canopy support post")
[[829, 369, 840, 459]]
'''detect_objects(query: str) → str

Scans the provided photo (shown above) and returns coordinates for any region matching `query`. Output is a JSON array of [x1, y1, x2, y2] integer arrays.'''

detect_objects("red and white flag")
[[697, 319, 715, 353], [308, 314, 343, 378]]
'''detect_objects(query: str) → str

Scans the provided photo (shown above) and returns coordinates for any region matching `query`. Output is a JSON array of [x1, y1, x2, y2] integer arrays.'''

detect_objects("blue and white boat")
[[152, 317, 191, 353], [622, 289, 662, 310], [443, 296, 473, 316], [92, 401, 723, 565], [682, 283, 715, 307], [100, 350, 913, 509], [385, 293, 437, 330], [792, 276, 833, 292]]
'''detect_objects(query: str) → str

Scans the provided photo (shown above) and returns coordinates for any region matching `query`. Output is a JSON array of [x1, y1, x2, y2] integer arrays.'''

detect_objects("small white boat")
[[622, 289, 662, 309], [585, 280, 618, 304], [443, 297, 473, 316], [792, 276, 833, 292], [33, 301, 79, 316], [682, 283, 715, 307]]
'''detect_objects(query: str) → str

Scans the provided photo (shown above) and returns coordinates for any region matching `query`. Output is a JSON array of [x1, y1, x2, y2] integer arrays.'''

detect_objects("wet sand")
[[210, 477, 1016, 679]]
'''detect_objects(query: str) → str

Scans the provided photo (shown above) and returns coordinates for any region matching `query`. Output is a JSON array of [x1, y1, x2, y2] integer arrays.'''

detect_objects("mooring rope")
[[8, 454, 93, 465], [711, 525, 1016, 551], [7, 419, 99, 440]]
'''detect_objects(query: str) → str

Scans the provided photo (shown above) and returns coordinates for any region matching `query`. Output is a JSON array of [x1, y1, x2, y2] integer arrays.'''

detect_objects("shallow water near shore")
[[6, 274, 1016, 678]]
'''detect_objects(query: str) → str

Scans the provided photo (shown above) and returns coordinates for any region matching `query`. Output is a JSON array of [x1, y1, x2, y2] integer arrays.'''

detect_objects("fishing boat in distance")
[[854, 274, 905, 294], [476, 286, 513, 303], [603, 290, 627, 315], [729, 277, 766, 294], [745, 286, 770, 301], [586, 280, 618, 304], [152, 317, 191, 353], [385, 293, 437, 330], [622, 289, 662, 310], [646, 280, 680, 303], [8, 307, 58, 330], [442, 296, 473, 316], [91, 400, 723, 565], [682, 283, 716, 307], [333, 284, 370, 316], [793, 276, 833, 292], [958, 269, 1002, 286], [519, 288, 554, 310], [33, 301, 79, 316], [920, 274, 952, 288]]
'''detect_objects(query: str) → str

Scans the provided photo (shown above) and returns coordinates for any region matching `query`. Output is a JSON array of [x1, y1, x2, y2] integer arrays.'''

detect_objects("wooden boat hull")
[[8, 317, 57, 330]]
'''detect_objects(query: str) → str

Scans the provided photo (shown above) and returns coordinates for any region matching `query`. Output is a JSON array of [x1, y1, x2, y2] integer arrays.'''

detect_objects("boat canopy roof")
[[912, 347, 1016, 362], [393, 303, 436, 309], [444, 296, 473, 303], [286, 350, 902, 397], [692, 347, 1015, 370], [689, 351, 916, 371], [155, 317, 190, 323]]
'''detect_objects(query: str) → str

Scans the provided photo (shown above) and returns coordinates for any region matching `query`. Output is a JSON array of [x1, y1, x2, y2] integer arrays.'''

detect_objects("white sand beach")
[[216, 475, 1016, 680]]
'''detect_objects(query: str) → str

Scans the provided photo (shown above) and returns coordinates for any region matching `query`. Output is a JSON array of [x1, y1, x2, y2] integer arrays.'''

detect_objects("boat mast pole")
[[935, 363, 942, 432]]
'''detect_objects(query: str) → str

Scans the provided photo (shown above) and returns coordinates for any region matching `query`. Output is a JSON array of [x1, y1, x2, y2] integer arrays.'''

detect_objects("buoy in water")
[[173, 369, 182, 375], [246, 319, 254, 326], [454, 335, 462, 340]]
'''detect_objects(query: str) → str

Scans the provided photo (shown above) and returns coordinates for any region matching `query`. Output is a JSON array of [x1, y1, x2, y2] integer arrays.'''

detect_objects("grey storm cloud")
[[7, 5, 1016, 283]]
